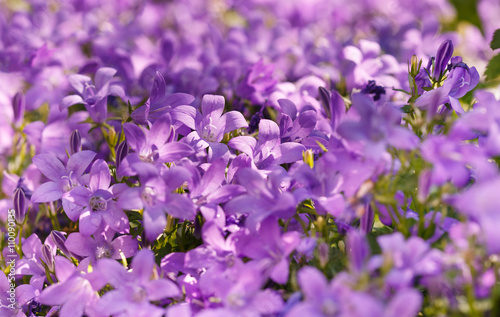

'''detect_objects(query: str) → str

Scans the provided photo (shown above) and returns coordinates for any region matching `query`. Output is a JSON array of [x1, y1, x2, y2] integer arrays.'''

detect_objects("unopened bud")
[[13, 188, 26, 223], [115, 140, 129, 168], [433, 40, 454, 80], [359, 202, 374, 234], [70, 130, 81, 154], [41, 245, 54, 271], [108, 127, 117, 147], [318, 86, 331, 119], [49, 230, 70, 256], [12, 92, 25, 127]]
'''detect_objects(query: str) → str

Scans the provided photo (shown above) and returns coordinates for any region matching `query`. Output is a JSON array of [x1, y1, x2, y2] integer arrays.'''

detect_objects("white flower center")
[[141, 187, 156, 206], [202, 117, 218, 142], [90, 196, 108, 212]]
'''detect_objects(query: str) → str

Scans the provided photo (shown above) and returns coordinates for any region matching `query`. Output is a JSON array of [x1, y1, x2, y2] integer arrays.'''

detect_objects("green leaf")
[[401, 104, 412, 113], [485, 54, 500, 81], [491, 29, 500, 50]]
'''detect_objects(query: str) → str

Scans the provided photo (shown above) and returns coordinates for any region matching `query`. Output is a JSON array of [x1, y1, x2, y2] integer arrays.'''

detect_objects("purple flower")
[[236, 59, 277, 103], [95, 249, 181, 317], [234, 217, 300, 284], [415, 57, 479, 115], [286, 266, 344, 317], [181, 158, 245, 228], [131, 71, 195, 126], [31, 150, 96, 204], [371, 232, 443, 289], [224, 168, 297, 230], [65, 159, 129, 236], [65, 225, 138, 264], [38, 256, 104, 317], [60, 67, 125, 123], [228, 119, 306, 170], [120, 113, 194, 177], [17, 234, 55, 279], [452, 177, 500, 254], [183, 94, 248, 161], [338, 93, 419, 158], [117, 167, 196, 241], [185, 221, 238, 272], [278, 99, 317, 144]]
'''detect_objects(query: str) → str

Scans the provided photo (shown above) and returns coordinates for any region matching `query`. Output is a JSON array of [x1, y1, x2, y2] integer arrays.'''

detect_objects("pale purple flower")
[[95, 249, 181, 317], [338, 93, 419, 158], [119, 113, 194, 177], [234, 217, 300, 284], [228, 119, 306, 170], [60, 67, 125, 123], [117, 167, 196, 241], [224, 168, 297, 230], [65, 225, 138, 264], [183, 94, 248, 161], [131, 71, 195, 126], [38, 257, 104, 317], [65, 159, 129, 236], [31, 150, 96, 204]]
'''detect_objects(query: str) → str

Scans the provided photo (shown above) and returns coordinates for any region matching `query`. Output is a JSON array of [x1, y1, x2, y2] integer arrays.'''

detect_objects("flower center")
[[61, 171, 78, 192], [141, 187, 156, 206], [227, 293, 245, 308], [90, 196, 108, 212], [132, 285, 148, 303], [139, 146, 159, 163], [95, 243, 115, 259], [202, 117, 218, 142], [322, 298, 338, 316], [83, 83, 97, 105]]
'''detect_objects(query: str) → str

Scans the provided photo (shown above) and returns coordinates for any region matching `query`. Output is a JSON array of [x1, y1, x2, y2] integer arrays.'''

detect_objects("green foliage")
[[484, 54, 500, 81], [490, 29, 500, 50], [449, 0, 483, 34]]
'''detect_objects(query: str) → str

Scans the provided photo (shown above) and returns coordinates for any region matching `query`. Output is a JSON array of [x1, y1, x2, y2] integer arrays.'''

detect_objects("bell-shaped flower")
[[338, 93, 418, 158], [224, 168, 297, 230], [65, 159, 129, 236], [183, 94, 248, 161], [31, 151, 96, 206], [131, 71, 195, 126], [65, 224, 138, 264], [228, 119, 306, 170], [117, 167, 196, 241], [234, 217, 300, 284], [94, 249, 181, 317], [119, 113, 194, 177], [60, 67, 125, 123], [38, 256, 104, 317]]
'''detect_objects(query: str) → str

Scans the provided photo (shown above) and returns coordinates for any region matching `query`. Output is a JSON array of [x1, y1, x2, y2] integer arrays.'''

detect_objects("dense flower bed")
[[1, 0, 500, 316]]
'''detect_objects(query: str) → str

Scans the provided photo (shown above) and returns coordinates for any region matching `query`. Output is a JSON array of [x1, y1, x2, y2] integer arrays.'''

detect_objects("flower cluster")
[[1, 0, 500, 316]]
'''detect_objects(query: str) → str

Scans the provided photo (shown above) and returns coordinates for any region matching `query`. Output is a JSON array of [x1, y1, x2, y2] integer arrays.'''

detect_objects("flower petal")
[[33, 153, 65, 181], [31, 181, 63, 203]]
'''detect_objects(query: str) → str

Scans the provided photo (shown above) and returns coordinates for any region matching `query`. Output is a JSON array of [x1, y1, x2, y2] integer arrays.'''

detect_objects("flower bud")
[[359, 202, 374, 234], [49, 230, 70, 256], [346, 230, 369, 273], [318, 86, 331, 119], [12, 92, 25, 127], [115, 140, 129, 168], [433, 40, 453, 80], [13, 188, 26, 223], [69, 130, 81, 154], [41, 244, 54, 271]]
